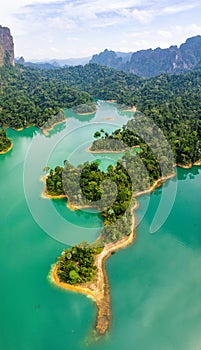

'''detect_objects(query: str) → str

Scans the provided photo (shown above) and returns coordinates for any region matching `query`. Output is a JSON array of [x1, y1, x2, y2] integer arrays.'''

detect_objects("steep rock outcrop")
[[90, 35, 201, 77], [0, 25, 14, 67]]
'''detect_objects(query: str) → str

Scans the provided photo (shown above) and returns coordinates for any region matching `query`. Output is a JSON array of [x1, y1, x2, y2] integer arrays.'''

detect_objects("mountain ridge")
[[90, 35, 201, 77]]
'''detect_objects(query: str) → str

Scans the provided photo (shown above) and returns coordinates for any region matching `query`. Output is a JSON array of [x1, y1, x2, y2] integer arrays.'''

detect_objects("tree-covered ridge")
[[0, 66, 93, 129], [1, 62, 200, 166], [44, 65, 201, 165], [133, 72, 201, 165], [42, 63, 144, 106], [57, 244, 103, 285], [0, 128, 11, 152], [0, 63, 143, 131]]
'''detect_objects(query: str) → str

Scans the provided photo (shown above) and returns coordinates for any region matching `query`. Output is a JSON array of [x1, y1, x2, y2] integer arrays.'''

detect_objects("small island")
[[71, 102, 97, 115]]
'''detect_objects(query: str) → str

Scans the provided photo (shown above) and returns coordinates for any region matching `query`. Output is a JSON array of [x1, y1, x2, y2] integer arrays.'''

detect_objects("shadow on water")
[[177, 165, 201, 180], [7, 126, 39, 138]]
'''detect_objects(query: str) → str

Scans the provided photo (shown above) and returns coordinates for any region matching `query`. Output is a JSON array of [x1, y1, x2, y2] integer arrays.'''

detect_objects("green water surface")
[[0, 102, 201, 350]]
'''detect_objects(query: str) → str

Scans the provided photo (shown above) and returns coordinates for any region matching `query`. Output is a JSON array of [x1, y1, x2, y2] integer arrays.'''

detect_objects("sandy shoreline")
[[176, 160, 201, 169], [194, 159, 201, 166], [41, 118, 66, 136], [86, 144, 140, 154], [75, 110, 97, 116], [121, 106, 137, 112], [14, 123, 34, 131], [134, 172, 176, 197], [0, 143, 13, 154], [41, 175, 67, 199], [105, 100, 136, 112], [86, 146, 127, 154], [106, 100, 117, 103]]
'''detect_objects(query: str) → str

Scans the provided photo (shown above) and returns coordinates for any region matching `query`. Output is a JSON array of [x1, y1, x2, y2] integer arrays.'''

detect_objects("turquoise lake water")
[[0, 102, 201, 350]]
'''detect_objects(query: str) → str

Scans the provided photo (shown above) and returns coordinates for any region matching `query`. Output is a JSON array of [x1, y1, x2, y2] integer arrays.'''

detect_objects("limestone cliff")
[[0, 25, 14, 67], [90, 35, 201, 78]]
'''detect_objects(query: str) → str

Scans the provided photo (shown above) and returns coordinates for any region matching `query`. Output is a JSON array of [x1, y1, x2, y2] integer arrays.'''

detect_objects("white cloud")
[[1, 0, 201, 59], [169, 23, 201, 42], [162, 3, 199, 15], [122, 8, 154, 24], [158, 30, 172, 40]]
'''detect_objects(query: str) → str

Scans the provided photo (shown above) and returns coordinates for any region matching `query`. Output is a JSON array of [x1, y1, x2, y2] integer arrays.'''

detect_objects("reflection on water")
[[177, 165, 201, 180]]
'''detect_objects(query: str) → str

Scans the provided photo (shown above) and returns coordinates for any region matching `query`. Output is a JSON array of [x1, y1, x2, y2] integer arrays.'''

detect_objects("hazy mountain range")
[[12, 34, 201, 78]]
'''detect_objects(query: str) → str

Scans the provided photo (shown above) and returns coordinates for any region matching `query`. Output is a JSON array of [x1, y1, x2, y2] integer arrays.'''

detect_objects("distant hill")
[[90, 35, 201, 77], [48, 57, 91, 66], [25, 61, 58, 70], [25, 57, 91, 67], [15, 56, 91, 69], [0, 25, 14, 67], [90, 49, 132, 70]]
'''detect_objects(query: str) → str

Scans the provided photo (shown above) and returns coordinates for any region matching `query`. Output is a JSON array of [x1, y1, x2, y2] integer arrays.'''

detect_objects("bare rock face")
[[90, 35, 201, 78], [0, 25, 14, 67]]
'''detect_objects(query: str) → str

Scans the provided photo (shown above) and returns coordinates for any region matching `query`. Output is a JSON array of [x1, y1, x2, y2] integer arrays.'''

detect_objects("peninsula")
[[43, 131, 178, 337], [43, 97, 201, 337]]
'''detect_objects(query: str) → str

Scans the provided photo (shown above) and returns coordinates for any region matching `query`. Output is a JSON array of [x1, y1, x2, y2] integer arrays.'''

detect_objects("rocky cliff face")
[[90, 35, 201, 78], [0, 26, 14, 67], [91, 49, 124, 70]]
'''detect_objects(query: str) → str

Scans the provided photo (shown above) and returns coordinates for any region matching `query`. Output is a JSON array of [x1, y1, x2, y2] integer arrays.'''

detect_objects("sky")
[[0, 0, 201, 61]]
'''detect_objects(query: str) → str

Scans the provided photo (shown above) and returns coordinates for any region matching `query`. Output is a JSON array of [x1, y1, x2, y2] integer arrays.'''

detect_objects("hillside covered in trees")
[[90, 70, 201, 166], [0, 66, 93, 129], [0, 63, 200, 164]]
